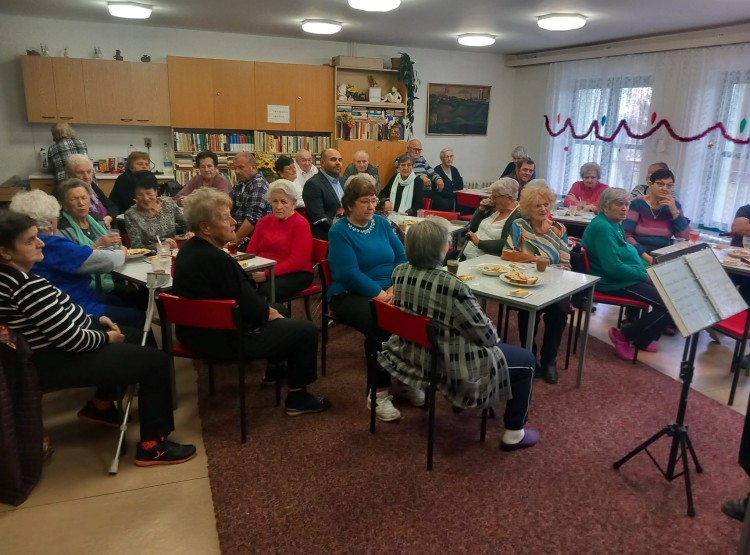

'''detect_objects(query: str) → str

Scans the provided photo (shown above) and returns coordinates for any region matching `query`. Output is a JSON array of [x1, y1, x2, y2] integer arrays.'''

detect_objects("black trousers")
[[608, 282, 669, 349], [329, 293, 392, 389], [517, 298, 569, 366], [257, 271, 313, 302], [498, 343, 535, 430]]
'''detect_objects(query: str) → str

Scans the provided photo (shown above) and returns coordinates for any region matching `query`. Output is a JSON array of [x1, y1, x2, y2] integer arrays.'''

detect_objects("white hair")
[[266, 179, 299, 202], [10, 190, 61, 232]]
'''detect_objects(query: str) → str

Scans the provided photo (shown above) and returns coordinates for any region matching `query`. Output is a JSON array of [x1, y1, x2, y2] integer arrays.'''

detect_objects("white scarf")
[[390, 171, 416, 213]]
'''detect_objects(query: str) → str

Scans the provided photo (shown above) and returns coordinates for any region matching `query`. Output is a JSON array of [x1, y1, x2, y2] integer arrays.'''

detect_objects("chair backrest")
[[157, 293, 239, 331], [371, 299, 434, 349], [318, 259, 332, 288], [580, 247, 592, 273], [455, 191, 483, 209], [422, 210, 459, 221], [423, 198, 432, 210], [311, 238, 328, 264]]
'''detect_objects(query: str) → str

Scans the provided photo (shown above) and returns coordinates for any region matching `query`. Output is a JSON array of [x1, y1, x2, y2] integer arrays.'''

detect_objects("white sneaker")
[[366, 391, 402, 422], [395, 382, 426, 407]]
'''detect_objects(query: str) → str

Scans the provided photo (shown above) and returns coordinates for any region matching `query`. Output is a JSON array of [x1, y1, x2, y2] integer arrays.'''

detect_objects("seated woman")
[[378, 219, 539, 451], [0, 211, 195, 466], [328, 175, 418, 421], [379, 154, 425, 217], [623, 168, 689, 264], [274, 155, 304, 208], [124, 172, 190, 250], [564, 162, 609, 211], [581, 188, 669, 360], [464, 177, 520, 259], [502, 180, 571, 385], [246, 179, 313, 301], [431, 148, 464, 211], [172, 187, 330, 415], [174, 150, 232, 207], [65, 154, 118, 227], [110, 150, 152, 214], [10, 190, 145, 330]]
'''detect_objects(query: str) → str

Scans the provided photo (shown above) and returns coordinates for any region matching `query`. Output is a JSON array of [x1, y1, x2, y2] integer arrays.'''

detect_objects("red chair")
[[371, 299, 490, 470], [423, 198, 432, 210], [711, 310, 750, 406], [422, 209, 459, 221], [455, 190, 483, 221], [156, 293, 281, 443], [283, 238, 327, 320]]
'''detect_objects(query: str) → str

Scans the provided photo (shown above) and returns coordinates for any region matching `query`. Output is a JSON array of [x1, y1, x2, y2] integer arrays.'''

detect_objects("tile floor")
[[1, 304, 747, 554]]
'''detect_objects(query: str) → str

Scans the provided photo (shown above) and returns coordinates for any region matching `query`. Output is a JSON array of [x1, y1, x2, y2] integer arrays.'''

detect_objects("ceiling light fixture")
[[107, 2, 152, 19], [457, 34, 496, 47], [301, 19, 342, 35], [348, 0, 401, 12], [537, 13, 587, 31]]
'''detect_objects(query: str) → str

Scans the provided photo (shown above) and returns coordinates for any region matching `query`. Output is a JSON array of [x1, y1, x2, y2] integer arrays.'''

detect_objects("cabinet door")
[[131, 63, 170, 126], [254, 62, 296, 131], [21, 56, 58, 122], [294, 64, 333, 132], [82, 60, 132, 124], [373, 140, 407, 184], [167, 56, 214, 128], [213, 59, 255, 130], [51, 58, 88, 122]]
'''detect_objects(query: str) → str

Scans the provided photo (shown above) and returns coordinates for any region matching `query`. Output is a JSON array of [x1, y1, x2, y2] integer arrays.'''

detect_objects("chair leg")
[[427, 376, 437, 471], [729, 338, 746, 406], [565, 308, 576, 370], [303, 297, 314, 321], [369, 363, 376, 434], [238, 361, 247, 443], [208, 362, 215, 396], [321, 314, 328, 377], [285, 300, 292, 316], [496, 304, 504, 338], [275, 376, 281, 407], [502, 308, 511, 343], [616, 306, 625, 328], [480, 407, 488, 442], [573, 306, 583, 355]]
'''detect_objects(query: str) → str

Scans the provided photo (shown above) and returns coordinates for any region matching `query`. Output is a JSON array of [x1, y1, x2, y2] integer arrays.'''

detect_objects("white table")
[[552, 211, 596, 228], [459, 188, 490, 198], [458, 254, 600, 387], [389, 213, 466, 235]]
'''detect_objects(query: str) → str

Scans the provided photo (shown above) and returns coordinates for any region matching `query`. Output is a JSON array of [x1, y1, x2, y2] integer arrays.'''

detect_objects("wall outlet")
[[144, 137, 152, 148]]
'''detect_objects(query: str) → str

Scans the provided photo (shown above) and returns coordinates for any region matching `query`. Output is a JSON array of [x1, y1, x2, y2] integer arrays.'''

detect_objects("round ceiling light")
[[301, 19, 343, 35], [108, 2, 152, 19], [457, 34, 496, 47], [537, 13, 587, 31], [348, 0, 401, 12]]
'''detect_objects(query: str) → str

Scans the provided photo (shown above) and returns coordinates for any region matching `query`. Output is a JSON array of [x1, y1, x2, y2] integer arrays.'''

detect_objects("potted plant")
[[396, 52, 420, 138]]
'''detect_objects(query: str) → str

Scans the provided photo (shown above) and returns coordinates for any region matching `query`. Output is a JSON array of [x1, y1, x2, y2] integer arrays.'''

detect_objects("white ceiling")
[[1, 0, 749, 55]]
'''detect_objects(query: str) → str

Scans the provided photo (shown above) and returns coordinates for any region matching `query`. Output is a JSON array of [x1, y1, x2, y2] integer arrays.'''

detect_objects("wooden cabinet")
[[295, 64, 334, 132], [21, 56, 88, 123], [82, 60, 131, 124], [212, 59, 255, 130], [335, 138, 406, 185], [130, 63, 170, 126]]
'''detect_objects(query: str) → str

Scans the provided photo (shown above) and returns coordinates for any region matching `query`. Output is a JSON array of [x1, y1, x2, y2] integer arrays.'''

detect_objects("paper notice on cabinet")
[[267, 105, 290, 124]]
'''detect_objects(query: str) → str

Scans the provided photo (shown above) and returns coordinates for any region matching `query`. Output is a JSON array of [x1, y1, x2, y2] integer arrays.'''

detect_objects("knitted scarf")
[[389, 172, 416, 214], [61, 211, 114, 292]]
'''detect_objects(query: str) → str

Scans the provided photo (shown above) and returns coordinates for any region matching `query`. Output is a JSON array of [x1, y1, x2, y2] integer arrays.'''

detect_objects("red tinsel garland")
[[545, 115, 750, 145]]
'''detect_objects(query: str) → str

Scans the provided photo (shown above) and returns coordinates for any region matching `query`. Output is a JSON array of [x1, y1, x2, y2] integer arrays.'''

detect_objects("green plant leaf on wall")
[[397, 52, 420, 139]]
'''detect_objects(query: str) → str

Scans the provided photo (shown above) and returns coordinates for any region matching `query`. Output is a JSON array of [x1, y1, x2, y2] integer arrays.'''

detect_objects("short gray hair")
[[65, 154, 93, 177], [10, 190, 60, 232], [233, 151, 256, 165], [488, 177, 520, 200], [396, 153, 414, 166], [182, 187, 233, 233], [56, 178, 92, 204], [598, 187, 630, 213], [344, 173, 375, 188], [266, 179, 298, 202], [439, 148, 454, 158], [405, 218, 451, 269], [580, 162, 601, 178], [511, 146, 529, 159]]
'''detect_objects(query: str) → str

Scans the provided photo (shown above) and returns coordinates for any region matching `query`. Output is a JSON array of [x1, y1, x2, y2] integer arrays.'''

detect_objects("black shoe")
[[77, 400, 125, 428], [542, 362, 559, 384], [533, 363, 543, 380], [262, 363, 288, 388], [741, 354, 750, 371], [721, 494, 749, 522], [135, 437, 197, 467], [285, 392, 332, 416]]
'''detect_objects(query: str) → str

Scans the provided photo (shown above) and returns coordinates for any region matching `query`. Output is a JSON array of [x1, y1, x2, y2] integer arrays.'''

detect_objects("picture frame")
[[426, 83, 491, 136]]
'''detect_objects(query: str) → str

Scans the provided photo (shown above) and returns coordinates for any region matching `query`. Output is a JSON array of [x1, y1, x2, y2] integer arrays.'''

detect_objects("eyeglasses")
[[652, 180, 675, 188], [357, 197, 378, 206]]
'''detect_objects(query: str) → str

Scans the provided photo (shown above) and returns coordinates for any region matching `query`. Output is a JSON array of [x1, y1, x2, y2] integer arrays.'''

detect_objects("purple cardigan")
[[175, 173, 232, 206]]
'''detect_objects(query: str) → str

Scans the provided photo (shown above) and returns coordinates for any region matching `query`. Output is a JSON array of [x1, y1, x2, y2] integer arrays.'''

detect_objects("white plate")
[[500, 273, 543, 287], [478, 264, 507, 276], [727, 249, 750, 258]]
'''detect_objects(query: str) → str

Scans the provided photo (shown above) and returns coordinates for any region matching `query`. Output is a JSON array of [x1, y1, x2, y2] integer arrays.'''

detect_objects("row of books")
[[255, 132, 331, 155], [337, 122, 405, 141], [172, 130, 331, 155]]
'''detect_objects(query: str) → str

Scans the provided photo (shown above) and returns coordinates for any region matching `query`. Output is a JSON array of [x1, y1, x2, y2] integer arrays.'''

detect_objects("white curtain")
[[545, 43, 750, 229]]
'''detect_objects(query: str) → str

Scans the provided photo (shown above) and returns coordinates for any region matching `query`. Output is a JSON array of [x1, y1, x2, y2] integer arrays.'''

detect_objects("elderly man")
[[302, 148, 344, 240], [294, 149, 318, 187], [342, 150, 380, 191], [65, 154, 118, 227], [230, 152, 271, 247], [507, 156, 535, 195], [395, 139, 444, 196]]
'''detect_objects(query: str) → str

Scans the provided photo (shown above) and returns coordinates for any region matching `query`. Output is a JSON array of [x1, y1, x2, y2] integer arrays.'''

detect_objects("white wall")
[[0, 14, 517, 184], [509, 65, 550, 177]]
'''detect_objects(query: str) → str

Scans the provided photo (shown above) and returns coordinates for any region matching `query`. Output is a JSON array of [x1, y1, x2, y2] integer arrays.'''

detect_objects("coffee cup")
[[536, 256, 549, 272], [446, 260, 459, 275]]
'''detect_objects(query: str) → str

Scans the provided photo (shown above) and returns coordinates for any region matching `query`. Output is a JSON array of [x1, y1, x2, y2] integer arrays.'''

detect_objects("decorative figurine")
[[94, 46, 103, 59], [63, 48, 69, 58], [26, 49, 40, 56], [40, 43, 49, 57], [337, 83, 348, 101], [382, 87, 402, 104], [140, 54, 151, 62], [113, 49, 123, 61]]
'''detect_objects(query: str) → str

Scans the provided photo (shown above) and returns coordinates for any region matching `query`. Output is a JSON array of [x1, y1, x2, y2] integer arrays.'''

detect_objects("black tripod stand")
[[613, 332, 703, 517]]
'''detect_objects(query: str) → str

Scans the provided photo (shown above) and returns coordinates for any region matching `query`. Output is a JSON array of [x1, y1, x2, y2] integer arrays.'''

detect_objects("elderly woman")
[[274, 155, 304, 208], [581, 188, 669, 360], [502, 180, 571, 385], [464, 177, 521, 259], [174, 150, 231, 207], [246, 179, 313, 300], [65, 154, 118, 227], [500, 146, 536, 180], [378, 154, 425, 217], [172, 188, 330, 414], [623, 168, 690, 264], [10, 190, 146, 330], [0, 211, 195, 466], [110, 151, 151, 214], [124, 172, 189, 250], [431, 147, 464, 211], [329, 175, 416, 421], [564, 162, 609, 211], [47, 122, 89, 183], [379, 219, 539, 450]]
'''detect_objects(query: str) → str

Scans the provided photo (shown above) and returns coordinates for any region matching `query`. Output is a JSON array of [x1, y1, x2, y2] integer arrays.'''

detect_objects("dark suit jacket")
[[302, 172, 343, 240]]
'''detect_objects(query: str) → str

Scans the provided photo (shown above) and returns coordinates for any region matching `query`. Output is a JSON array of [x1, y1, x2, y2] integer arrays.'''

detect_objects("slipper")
[[501, 428, 540, 452]]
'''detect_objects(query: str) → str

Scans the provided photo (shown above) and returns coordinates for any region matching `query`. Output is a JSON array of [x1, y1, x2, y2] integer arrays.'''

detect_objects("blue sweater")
[[328, 215, 407, 300]]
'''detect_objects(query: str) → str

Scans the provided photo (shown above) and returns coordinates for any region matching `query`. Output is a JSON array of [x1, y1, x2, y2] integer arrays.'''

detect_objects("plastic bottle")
[[40, 147, 48, 170], [163, 143, 173, 172]]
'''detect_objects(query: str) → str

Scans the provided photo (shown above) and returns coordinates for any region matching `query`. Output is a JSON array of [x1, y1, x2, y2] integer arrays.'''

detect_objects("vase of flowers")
[[337, 111, 355, 140]]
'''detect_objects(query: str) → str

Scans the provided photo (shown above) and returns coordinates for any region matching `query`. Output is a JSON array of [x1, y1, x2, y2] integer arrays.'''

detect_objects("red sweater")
[[246, 211, 313, 277]]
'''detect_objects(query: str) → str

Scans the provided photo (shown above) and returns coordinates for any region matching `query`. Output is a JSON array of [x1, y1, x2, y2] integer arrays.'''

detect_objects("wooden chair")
[[711, 310, 750, 406], [371, 299, 490, 470], [156, 293, 281, 443], [455, 190, 483, 221], [283, 238, 328, 320]]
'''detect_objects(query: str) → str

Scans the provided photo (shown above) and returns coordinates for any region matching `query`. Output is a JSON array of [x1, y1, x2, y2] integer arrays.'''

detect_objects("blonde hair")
[[182, 187, 232, 232], [518, 179, 556, 218], [51, 122, 75, 142]]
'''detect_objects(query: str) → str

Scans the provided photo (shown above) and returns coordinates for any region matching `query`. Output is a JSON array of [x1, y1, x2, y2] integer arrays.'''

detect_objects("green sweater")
[[581, 213, 647, 292]]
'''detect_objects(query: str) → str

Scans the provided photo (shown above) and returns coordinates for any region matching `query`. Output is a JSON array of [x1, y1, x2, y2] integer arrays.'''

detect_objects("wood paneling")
[[336, 139, 406, 185]]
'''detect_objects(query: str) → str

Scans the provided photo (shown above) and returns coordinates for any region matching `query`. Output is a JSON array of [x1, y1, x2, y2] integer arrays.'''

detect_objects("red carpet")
[[196, 320, 748, 554]]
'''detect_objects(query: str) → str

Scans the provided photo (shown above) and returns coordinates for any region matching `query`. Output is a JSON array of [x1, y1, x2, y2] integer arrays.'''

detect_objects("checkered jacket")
[[48, 138, 89, 183]]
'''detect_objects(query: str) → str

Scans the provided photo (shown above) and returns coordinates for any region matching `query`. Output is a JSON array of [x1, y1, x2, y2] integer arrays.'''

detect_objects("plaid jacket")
[[47, 138, 89, 183], [231, 173, 271, 227], [378, 264, 512, 409]]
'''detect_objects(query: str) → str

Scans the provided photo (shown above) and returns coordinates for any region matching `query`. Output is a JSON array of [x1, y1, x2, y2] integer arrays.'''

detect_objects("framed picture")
[[426, 83, 491, 135]]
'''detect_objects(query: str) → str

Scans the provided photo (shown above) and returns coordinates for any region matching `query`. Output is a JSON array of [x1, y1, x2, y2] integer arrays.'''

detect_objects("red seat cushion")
[[289, 284, 321, 299], [593, 292, 649, 309], [459, 215, 472, 221], [172, 344, 201, 358], [714, 311, 749, 338]]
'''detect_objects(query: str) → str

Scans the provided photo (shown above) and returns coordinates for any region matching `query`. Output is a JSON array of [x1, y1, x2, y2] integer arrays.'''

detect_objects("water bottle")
[[163, 143, 173, 172], [39, 147, 48, 171]]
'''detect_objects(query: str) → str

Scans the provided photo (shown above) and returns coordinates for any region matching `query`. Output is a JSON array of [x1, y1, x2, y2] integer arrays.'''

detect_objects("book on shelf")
[[173, 130, 330, 156]]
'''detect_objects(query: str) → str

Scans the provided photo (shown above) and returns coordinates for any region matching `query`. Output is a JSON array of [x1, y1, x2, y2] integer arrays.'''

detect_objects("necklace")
[[346, 218, 375, 235], [645, 196, 662, 219]]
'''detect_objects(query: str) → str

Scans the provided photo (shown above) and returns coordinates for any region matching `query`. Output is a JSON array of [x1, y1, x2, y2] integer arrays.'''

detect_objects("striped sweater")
[[0, 264, 107, 352], [622, 197, 690, 254]]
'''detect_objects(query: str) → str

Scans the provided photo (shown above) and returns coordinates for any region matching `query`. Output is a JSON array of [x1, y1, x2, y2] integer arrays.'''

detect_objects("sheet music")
[[685, 249, 747, 320]]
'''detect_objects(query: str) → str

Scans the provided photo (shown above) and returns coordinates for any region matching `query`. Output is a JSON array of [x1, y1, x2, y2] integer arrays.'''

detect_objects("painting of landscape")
[[427, 83, 491, 135]]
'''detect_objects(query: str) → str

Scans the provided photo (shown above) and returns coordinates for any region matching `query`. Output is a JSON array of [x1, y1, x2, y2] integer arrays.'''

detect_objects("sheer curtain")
[[545, 43, 750, 229]]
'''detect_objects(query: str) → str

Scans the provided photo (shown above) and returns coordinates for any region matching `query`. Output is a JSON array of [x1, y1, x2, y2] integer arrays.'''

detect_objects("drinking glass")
[[743, 236, 750, 250]]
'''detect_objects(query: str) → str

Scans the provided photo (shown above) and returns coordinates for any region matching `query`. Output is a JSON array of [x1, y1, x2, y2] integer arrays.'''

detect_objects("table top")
[[389, 214, 466, 234], [552, 211, 596, 227], [459, 188, 490, 197], [651, 241, 750, 276], [457, 254, 600, 311]]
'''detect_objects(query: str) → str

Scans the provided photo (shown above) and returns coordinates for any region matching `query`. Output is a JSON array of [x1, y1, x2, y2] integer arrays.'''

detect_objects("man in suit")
[[302, 148, 344, 240]]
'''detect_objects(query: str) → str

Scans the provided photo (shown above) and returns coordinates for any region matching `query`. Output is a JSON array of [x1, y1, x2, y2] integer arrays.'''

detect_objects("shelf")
[[335, 66, 398, 73], [337, 101, 407, 109]]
